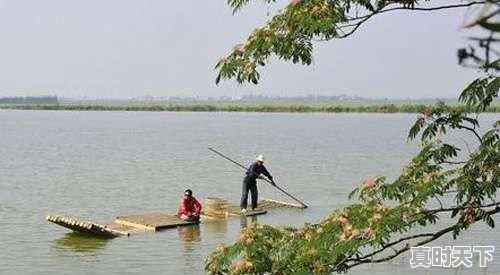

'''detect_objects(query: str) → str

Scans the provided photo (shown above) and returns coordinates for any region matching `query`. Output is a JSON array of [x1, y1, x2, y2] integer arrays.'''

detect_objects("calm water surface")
[[0, 110, 498, 275]]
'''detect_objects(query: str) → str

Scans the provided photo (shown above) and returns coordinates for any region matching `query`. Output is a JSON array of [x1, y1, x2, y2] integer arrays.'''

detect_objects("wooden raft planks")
[[206, 198, 304, 218], [105, 223, 144, 235], [259, 198, 306, 209], [226, 206, 267, 217], [114, 213, 199, 231]]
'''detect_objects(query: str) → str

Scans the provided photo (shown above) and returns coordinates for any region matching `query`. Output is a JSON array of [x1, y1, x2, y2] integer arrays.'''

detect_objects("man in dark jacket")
[[241, 154, 275, 213]]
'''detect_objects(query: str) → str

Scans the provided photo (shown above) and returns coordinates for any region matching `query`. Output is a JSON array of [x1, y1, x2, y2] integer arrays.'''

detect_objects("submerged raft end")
[[46, 215, 129, 238]]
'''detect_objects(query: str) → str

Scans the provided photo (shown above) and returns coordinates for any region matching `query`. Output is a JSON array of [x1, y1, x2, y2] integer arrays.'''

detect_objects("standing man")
[[241, 154, 275, 213]]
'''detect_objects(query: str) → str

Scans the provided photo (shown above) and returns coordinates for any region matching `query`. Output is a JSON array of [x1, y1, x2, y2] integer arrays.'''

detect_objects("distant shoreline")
[[1, 103, 499, 113]]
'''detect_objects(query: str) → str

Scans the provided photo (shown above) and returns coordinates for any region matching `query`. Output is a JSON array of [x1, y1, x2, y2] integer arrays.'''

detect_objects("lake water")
[[0, 110, 498, 275]]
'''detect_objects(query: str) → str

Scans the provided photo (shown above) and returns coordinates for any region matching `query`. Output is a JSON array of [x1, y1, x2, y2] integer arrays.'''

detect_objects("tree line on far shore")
[[0, 102, 499, 113], [0, 96, 58, 104]]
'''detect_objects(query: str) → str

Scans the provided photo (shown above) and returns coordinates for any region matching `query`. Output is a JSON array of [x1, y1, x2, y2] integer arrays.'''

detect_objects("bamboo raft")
[[47, 198, 305, 238], [46, 213, 199, 238]]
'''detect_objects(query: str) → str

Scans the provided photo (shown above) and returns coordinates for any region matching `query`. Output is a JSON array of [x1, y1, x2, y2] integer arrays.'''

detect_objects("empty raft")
[[203, 198, 305, 219]]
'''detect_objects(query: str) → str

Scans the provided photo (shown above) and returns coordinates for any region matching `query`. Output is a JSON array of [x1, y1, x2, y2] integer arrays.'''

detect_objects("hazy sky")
[[0, 0, 483, 99]]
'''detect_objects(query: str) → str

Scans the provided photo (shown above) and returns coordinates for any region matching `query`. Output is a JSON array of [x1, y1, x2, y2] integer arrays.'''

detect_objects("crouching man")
[[177, 189, 202, 221]]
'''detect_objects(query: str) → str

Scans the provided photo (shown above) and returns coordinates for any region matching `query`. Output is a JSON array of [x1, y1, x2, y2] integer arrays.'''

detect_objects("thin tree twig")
[[458, 125, 483, 142], [335, 1, 487, 39], [442, 160, 467, 165], [346, 1, 488, 22], [340, 201, 500, 267], [345, 205, 500, 269]]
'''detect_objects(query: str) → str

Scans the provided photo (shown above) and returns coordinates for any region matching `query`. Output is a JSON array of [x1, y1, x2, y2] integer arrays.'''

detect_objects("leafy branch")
[[217, 0, 492, 84]]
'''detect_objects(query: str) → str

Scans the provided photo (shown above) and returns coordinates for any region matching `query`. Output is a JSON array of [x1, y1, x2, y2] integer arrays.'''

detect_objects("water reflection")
[[240, 215, 258, 229], [202, 219, 228, 236], [176, 225, 202, 272], [177, 224, 201, 253], [54, 232, 109, 253]]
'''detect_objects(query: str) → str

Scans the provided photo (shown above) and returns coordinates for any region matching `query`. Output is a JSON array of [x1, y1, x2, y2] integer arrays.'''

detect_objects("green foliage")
[[227, 0, 278, 14], [460, 76, 499, 112]]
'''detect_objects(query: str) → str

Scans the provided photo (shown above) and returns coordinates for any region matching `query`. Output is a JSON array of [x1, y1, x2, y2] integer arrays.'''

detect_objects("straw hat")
[[256, 154, 265, 162]]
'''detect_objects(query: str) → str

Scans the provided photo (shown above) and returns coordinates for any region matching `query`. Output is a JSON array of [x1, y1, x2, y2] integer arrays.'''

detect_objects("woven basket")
[[204, 197, 229, 219]]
